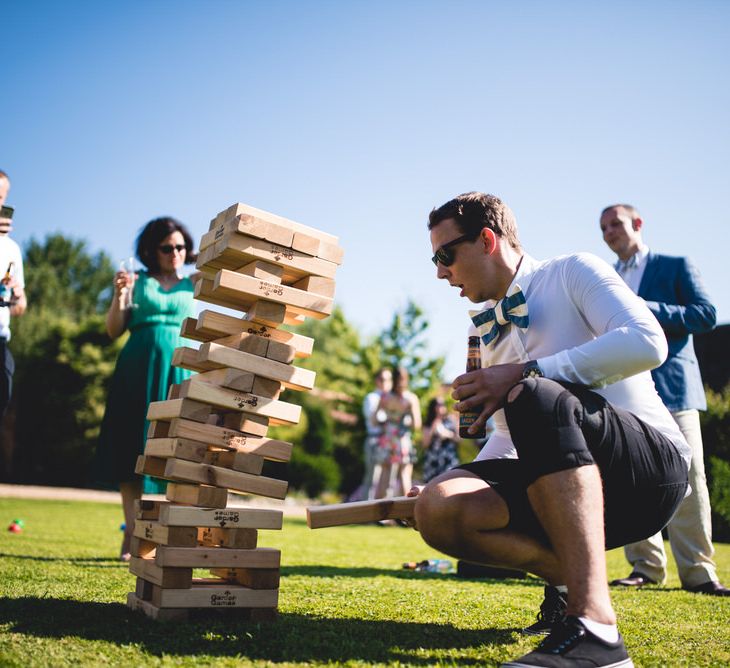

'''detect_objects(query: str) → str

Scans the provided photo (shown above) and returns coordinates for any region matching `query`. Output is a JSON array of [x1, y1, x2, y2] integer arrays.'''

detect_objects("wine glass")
[[119, 257, 137, 310]]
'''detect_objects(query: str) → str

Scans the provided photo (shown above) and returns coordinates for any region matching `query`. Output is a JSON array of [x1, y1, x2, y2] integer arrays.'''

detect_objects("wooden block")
[[203, 212, 294, 250], [129, 557, 193, 588], [130, 536, 157, 559], [155, 546, 281, 569], [291, 230, 320, 256], [198, 527, 258, 549], [180, 317, 203, 341], [147, 421, 170, 438], [291, 275, 336, 298], [172, 346, 222, 373], [198, 342, 316, 391], [166, 418, 292, 460], [251, 376, 282, 400], [213, 331, 270, 358], [220, 412, 270, 438], [210, 567, 281, 590], [147, 399, 211, 423], [236, 260, 284, 283], [239, 320, 314, 358], [162, 458, 288, 500], [243, 300, 286, 327], [135, 577, 154, 601], [134, 499, 161, 520], [127, 592, 188, 621], [144, 437, 208, 462], [265, 339, 295, 364], [166, 483, 228, 508], [178, 378, 302, 425], [167, 384, 182, 400], [151, 582, 278, 609], [159, 505, 283, 530], [133, 520, 198, 547], [316, 240, 344, 265], [204, 450, 264, 475], [135, 455, 167, 478], [213, 269, 333, 319], [306, 496, 418, 529]]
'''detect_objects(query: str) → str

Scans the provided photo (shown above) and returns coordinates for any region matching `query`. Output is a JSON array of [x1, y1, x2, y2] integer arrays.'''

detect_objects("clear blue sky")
[[4, 0, 728, 379]]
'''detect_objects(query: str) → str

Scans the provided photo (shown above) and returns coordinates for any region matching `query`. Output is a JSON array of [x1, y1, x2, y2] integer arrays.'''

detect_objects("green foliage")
[[701, 386, 730, 541]]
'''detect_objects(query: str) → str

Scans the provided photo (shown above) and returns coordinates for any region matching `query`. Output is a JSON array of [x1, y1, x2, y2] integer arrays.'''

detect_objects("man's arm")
[[9, 283, 26, 317], [643, 257, 716, 336]]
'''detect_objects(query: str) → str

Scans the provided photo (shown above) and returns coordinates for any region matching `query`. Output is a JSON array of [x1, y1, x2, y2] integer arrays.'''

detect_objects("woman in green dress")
[[95, 217, 197, 560]]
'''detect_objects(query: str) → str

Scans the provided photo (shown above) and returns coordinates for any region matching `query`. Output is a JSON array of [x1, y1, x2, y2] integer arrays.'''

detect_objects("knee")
[[415, 479, 466, 552]]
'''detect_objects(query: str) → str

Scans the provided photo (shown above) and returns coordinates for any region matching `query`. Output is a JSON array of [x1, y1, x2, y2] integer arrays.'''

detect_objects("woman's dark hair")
[[425, 397, 445, 427], [135, 217, 197, 272]]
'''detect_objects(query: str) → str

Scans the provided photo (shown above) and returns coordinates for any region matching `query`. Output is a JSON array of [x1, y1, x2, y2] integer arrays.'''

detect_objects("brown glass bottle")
[[459, 336, 487, 438]]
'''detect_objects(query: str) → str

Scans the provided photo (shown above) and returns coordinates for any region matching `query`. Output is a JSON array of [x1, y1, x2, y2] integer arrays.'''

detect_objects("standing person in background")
[[350, 368, 393, 501], [374, 366, 421, 500], [94, 217, 197, 561], [0, 170, 27, 425], [600, 203, 728, 596], [422, 397, 459, 483]]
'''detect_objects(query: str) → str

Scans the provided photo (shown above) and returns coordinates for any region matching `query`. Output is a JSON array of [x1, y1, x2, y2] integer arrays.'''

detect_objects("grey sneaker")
[[504, 615, 633, 667], [522, 585, 567, 636]]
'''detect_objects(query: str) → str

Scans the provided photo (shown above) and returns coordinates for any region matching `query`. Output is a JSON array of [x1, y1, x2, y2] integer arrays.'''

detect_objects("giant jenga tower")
[[126, 202, 343, 621]]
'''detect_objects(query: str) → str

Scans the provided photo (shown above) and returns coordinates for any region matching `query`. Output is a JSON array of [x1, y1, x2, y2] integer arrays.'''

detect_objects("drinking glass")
[[119, 257, 137, 310]]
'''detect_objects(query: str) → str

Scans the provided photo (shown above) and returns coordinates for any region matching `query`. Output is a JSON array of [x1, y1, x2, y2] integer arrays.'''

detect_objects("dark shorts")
[[456, 380, 688, 550], [0, 339, 13, 418]]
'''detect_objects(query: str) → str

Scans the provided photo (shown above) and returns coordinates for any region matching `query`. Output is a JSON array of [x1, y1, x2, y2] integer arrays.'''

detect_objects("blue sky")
[[3, 0, 728, 379]]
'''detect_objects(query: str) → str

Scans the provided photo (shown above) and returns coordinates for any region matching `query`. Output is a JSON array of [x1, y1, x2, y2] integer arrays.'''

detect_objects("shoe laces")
[[535, 586, 567, 623], [538, 616, 586, 654]]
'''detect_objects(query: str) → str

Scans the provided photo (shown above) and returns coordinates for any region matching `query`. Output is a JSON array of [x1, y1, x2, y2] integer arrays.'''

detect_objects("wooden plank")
[[203, 450, 264, 475], [134, 499, 160, 520], [219, 412, 270, 438], [265, 339, 295, 364], [159, 505, 283, 530], [135, 455, 167, 478], [155, 546, 281, 569], [166, 483, 228, 508], [144, 438, 208, 463], [147, 399, 211, 423], [133, 520, 198, 547], [198, 342, 315, 391], [162, 458, 289, 499], [251, 376, 282, 400], [291, 275, 337, 298], [210, 567, 281, 590], [127, 592, 188, 621], [290, 231, 320, 256], [194, 368, 256, 393], [147, 421, 170, 438], [243, 300, 286, 327], [135, 576, 154, 601], [151, 582, 278, 609], [236, 260, 285, 283], [316, 240, 345, 265], [129, 557, 193, 588], [166, 418, 292, 461], [178, 379, 302, 425], [211, 331, 270, 358], [306, 496, 418, 529], [198, 526, 258, 549], [172, 346, 221, 373], [203, 213, 295, 250], [130, 536, 157, 558], [214, 269, 333, 319]]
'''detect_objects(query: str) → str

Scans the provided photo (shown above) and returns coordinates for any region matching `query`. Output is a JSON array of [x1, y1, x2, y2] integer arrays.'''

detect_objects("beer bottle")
[[0, 262, 13, 305], [459, 335, 487, 438]]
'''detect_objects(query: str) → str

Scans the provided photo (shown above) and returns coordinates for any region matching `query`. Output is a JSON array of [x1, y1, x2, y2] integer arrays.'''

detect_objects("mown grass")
[[0, 497, 728, 666]]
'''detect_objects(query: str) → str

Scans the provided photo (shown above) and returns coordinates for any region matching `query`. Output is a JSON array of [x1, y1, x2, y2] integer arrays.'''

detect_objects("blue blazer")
[[638, 252, 716, 411]]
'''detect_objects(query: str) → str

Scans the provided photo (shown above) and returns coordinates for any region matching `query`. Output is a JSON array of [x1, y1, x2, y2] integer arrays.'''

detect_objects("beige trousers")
[[623, 409, 716, 587]]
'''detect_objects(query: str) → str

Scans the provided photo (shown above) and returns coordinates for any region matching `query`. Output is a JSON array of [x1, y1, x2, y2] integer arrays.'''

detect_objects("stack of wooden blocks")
[[126, 202, 343, 621]]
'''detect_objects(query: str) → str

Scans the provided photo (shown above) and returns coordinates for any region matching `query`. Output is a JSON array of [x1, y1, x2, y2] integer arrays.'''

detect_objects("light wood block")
[[161, 458, 289, 499], [219, 412, 270, 438], [166, 483, 228, 508], [155, 545, 281, 569], [127, 592, 188, 621], [291, 275, 336, 298], [251, 376, 282, 400], [135, 576, 154, 600], [306, 496, 417, 529], [198, 526, 258, 549], [147, 399, 211, 423], [201, 212, 295, 250], [243, 300, 287, 327], [316, 240, 345, 265], [151, 582, 278, 609], [135, 499, 160, 520], [198, 342, 315, 391], [172, 346, 222, 373], [144, 438, 208, 462], [129, 557, 193, 588], [147, 421, 170, 438], [133, 520, 198, 547], [265, 339, 295, 364], [167, 384, 182, 400], [130, 536, 157, 559], [236, 260, 284, 283], [210, 567, 281, 590], [195, 368, 256, 393], [135, 455, 167, 478], [178, 378, 302, 425], [212, 331, 271, 358], [159, 504, 283, 530], [204, 450, 264, 475], [290, 230, 320, 256]]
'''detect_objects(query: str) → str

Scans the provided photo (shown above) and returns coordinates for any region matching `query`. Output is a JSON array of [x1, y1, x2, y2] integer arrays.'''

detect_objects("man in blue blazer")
[[600, 203, 728, 596]]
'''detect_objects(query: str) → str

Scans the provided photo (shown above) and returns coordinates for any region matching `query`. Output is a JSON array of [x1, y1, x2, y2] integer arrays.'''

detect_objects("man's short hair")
[[0, 170, 9, 183], [601, 203, 641, 219], [428, 192, 521, 251]]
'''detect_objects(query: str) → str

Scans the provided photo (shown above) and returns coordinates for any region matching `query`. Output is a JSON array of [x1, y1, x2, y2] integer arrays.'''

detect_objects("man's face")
[[430, 218, 492, 303], [0, 178, 9, 208], [600, 206, 641, 258]]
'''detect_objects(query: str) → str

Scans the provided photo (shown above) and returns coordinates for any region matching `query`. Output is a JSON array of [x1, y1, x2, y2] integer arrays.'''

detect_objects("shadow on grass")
[[0, 596, 520, 664], [0, 552, 126, 567]]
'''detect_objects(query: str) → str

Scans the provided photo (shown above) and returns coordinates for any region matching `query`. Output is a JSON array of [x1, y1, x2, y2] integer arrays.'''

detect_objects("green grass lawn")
[[0, 497, 728, 667]]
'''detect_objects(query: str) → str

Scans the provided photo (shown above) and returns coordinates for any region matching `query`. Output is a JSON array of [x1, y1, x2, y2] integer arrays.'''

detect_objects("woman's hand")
[[113, 270, 134, 300]]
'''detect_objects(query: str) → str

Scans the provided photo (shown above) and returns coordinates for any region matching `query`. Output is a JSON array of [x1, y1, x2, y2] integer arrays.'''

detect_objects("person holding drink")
[[0, 169, 27, 424], [94, 217, 197, 561]]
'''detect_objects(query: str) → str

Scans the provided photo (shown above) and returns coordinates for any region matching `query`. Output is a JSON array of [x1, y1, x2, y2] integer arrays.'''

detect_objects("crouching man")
[[415, 192, 689, 668]]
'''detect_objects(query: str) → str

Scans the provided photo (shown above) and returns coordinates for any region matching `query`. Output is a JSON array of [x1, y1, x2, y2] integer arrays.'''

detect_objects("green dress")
[[95, 272, 194, 493]]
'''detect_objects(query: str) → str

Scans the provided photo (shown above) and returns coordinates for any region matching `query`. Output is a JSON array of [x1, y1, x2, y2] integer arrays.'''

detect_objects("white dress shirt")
[[0, 236, 24, 340], [471, 252, 689, 467], [614, 244, 650, 293]]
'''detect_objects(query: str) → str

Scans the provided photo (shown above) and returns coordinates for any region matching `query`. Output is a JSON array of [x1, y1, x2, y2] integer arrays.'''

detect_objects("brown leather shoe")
[[685, 581, 730, 596], [609, 571, 657, 587]]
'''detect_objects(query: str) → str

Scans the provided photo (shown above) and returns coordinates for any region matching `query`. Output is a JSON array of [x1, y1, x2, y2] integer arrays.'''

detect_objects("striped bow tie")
[[616, 255, 638, 274], [469, 285, 529, 347]]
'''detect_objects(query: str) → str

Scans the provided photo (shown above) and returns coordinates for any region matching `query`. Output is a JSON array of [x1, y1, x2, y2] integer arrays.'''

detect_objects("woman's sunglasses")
[[158, 244, 186, 255], [431, 234, 474, 267]]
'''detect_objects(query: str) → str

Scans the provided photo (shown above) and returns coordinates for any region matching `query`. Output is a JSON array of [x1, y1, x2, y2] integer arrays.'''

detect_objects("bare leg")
[[119, 480, 142, 560], [374, 461, 393, 499], [398, 463, 413, 498]]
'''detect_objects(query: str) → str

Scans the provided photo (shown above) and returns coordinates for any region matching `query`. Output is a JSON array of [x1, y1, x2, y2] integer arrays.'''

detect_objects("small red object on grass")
[[8, 522, 22, 533]]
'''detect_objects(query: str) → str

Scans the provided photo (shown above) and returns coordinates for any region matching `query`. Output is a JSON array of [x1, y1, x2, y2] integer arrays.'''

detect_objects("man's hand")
[[452, 363, 525, 434], [0, 217, 12, 235], [402, 485, 424, 530]]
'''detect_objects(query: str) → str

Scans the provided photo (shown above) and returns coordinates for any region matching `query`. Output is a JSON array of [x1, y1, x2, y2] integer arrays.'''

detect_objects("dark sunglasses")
[[158, 244, 186, 255], [431, 234, 474, 267]]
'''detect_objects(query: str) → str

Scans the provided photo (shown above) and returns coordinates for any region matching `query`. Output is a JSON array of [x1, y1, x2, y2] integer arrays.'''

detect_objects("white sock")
[[555, 585, 568, 594], [578, 616, 619, 644]]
